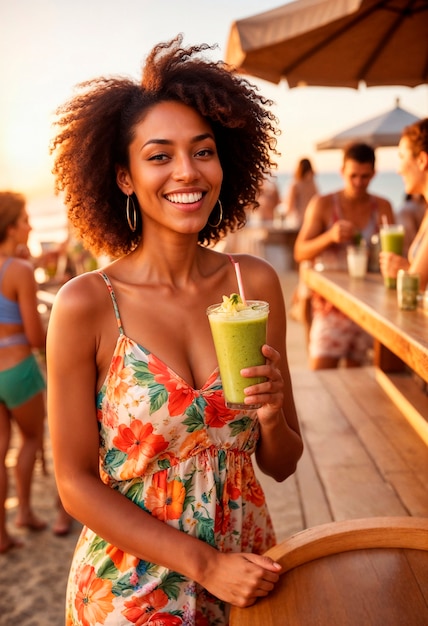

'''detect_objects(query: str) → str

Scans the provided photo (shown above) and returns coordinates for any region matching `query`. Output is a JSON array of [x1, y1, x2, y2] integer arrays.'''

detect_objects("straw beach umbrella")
[[226, 0, 428, 89], [316, 99, 421, 149]]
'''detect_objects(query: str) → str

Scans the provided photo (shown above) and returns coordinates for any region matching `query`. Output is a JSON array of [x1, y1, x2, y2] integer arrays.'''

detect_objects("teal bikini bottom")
[[0, 354, 45, 409]]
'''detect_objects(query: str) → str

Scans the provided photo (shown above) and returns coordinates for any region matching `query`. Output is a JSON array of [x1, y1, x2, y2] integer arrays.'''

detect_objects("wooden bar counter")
[[302, 268, 428, 383]]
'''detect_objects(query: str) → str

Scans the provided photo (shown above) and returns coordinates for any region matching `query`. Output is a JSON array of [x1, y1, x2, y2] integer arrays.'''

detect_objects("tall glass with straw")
[[206, 260, 269, 409]]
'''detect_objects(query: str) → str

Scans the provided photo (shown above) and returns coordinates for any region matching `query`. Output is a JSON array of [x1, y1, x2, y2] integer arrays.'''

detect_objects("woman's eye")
[[149, 153, 169, 162], [196, 148, 214, 158]]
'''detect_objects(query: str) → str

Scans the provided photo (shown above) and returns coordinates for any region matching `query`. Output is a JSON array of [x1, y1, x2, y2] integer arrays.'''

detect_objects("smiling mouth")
[[165, 192, 203, 204]]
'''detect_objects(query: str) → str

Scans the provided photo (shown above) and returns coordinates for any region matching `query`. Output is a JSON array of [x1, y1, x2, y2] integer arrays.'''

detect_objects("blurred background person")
[[36, 228, 99, 287], [284, 158, 318, 229], [225, 173, 281, 254], [253, 174, 281, 224], [0, 192, 47, 552], [0, 192, 72, 554], [294, 143, 394, 370], [380, 118, 428, 292]]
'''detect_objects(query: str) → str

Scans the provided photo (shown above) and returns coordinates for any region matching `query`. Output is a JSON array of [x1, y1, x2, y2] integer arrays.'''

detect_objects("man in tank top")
[[294, 143, 394, 370]]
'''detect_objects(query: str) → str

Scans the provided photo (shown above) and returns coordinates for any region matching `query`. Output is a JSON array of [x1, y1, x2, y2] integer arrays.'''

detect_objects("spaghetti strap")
[[97, 271, 124, 335]]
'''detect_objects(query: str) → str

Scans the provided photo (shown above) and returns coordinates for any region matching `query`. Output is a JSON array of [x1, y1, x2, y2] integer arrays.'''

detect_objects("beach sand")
[[1, 426, 81, 625], [0, 270, 306, 626]]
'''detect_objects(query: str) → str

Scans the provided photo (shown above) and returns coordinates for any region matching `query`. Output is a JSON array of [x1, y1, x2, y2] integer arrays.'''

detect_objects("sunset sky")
[[1, 0, 426, 200]]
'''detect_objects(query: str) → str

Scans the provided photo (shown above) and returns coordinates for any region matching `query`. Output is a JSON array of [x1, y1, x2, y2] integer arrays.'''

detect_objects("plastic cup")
[[346, 245, 368, 278], [207, 301, 269, 409], [379, 225, 405, 289]]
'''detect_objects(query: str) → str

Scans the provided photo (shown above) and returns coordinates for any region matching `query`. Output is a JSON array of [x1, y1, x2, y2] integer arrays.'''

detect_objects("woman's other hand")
[[379, 251, 409, 279], [242, 344, 284, 421], [201, 551, 282, 607]]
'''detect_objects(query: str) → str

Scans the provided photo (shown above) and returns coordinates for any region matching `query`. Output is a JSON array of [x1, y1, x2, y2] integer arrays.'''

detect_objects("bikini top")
[[0, 258, 23, 324]]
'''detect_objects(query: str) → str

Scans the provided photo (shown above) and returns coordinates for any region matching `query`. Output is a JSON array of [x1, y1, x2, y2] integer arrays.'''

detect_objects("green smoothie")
[[207, 297, 269, 409], [380, 225, 405, 289]]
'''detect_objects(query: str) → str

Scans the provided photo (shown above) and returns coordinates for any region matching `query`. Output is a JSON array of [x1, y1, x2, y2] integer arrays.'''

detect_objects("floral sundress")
[[65, 271, 275, 626]]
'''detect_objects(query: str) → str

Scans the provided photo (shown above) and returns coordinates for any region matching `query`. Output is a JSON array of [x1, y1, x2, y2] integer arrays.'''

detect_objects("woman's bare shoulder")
[[227, 252, 277, 275], [4, 258, 37, 294], [6, 257, 33, 277], [53, 271, 107, 317]]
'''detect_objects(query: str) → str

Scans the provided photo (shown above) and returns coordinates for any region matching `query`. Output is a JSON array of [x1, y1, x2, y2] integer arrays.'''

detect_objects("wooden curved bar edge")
[[230, 517, 428, 626], [264, 516, 428, 573]]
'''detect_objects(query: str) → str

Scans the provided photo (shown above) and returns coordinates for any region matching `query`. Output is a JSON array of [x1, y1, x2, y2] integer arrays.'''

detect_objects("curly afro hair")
[[50, 35, 279, 258]]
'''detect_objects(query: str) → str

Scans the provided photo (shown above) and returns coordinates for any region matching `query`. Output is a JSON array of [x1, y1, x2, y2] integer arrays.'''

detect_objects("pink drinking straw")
[[381, 215, 389, 227], [231, 259, 247, 305]]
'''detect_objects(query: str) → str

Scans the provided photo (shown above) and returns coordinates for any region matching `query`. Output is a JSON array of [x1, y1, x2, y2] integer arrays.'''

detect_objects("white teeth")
[[166, 192, 202, 204]]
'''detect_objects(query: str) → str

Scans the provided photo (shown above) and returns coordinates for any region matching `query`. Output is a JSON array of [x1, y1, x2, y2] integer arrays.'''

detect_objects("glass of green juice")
[[207, 299, 269, 409], [379, 224, 405, 289]]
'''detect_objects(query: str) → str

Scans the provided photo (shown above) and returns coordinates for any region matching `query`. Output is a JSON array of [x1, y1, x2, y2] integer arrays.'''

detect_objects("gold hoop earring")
[[208, 200, 223, 228], [126, 194, 137, 232]]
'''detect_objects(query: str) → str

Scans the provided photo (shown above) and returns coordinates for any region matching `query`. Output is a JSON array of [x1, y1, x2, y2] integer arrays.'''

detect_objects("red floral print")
[[74, 564, 115, 626]]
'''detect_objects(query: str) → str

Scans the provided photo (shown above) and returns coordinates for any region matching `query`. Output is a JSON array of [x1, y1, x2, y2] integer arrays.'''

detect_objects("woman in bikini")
[[0, 191, 47, 552], [0, 191, 73, 554]]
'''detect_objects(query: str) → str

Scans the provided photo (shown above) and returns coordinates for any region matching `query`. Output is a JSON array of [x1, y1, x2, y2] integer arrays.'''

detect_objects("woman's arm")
[[379, 252, 410, 281], [293, 195, 353, 263]]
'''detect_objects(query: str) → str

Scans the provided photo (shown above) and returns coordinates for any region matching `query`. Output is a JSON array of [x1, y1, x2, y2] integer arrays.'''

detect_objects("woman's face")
[[9, 208, 31, 246], [398, 136, 424, 195], [117, 100, 223, 236]]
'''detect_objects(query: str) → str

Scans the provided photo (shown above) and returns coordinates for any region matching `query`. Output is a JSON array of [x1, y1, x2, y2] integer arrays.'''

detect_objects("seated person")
[[294, 142, 394, 370]]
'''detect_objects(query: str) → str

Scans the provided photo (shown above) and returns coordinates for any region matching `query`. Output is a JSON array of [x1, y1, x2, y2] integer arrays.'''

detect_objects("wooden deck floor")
[[257, 271, 428, 543]]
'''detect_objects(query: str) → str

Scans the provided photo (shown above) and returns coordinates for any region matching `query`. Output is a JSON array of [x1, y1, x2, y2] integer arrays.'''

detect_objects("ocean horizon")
[[276, 170, 405, 210], [27, 170, 406, 252]]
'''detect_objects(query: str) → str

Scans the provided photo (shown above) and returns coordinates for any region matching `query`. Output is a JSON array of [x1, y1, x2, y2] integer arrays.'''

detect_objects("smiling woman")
[[47, 35, 303, 625], [379, 118, 428, 292]]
